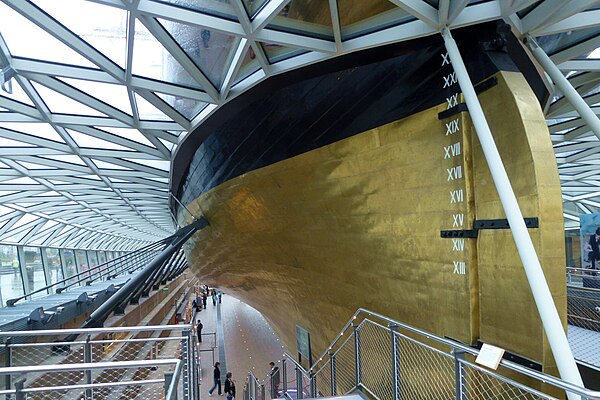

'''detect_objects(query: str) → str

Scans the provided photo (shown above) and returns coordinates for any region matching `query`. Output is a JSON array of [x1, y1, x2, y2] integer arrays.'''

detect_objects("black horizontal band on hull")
[[172, 21, 547, 216]]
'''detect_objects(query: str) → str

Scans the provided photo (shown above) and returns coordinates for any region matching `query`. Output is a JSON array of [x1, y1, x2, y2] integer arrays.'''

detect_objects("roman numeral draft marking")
[[453, 261, 466, 274], [445, 119, 459, 136], [444, 142, 461, 159], [453, 213, 464, 227], [450, 189, 464, 203], [443, 72, 457, 88], [447, 165, 463, 181], [446, 93, 458, 109], [452, 239, 465, 251], [441, 52, 450, 66]]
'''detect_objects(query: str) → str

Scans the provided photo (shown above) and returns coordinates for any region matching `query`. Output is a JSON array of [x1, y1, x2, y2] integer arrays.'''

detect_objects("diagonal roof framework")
[[0, 0, 599, 250]]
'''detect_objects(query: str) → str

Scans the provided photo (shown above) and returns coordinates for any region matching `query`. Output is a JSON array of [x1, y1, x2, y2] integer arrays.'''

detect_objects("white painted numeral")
[[453, 213, 464, 227], [447, 165, 463, 181], [453, 261, 466, 274], [444, 142, 461, 159], [445, 119, 459, 136], [446, 93, 458, 109], [443, 72, 457, 88], [452, 239, 465, 251], [441, 52, 450, 66], [450, 189, 464, 203]]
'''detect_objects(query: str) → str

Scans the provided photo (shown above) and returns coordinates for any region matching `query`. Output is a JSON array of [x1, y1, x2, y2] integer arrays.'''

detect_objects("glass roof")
[[0, 0, 599, 247]]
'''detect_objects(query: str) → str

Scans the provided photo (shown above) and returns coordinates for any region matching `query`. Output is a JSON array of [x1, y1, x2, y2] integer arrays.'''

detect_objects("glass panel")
[[75, 249, 89, 278], [45, 248, 64, 294], [156, 93, 207, 120], [0, 245, 24, 306], [538, 28, 600, 58], [133, 21, 203, 89], [31, 0, 128, 68], [0, 2, 97, 68], [242, 0, 268, 18], [60, 78, 133, 115], [60, 249, 78, 286], [87, 250, 99, 277], [159, 18, 238, 88], [23, 246, 47, 299], [134, 93, 172, 121], [155, 0, 238, 20], [337, 0, 414, 40], [233, 46, 260, 85], [98, 251, 107, 265], [107, 252, 114, 261], [31, 82, 107, 117], [0, 79, 35, 106], [267, 0, 334, 40], [260, 42, 308, 63], [67, 129, 131, 150]]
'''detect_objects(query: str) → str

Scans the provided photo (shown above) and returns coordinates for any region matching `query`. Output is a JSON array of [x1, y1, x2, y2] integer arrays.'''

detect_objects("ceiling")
[[0, 0, 598, 249]]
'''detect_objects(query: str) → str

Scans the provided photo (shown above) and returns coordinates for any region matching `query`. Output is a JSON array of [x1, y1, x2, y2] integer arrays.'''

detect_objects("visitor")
[[202, 293, 207, 309], [269, 361, 280, 398], [197, 320, 203, 343], [218, 291, 222, 303], [208, 362, 221, 396], [225, 372, 236, 400]]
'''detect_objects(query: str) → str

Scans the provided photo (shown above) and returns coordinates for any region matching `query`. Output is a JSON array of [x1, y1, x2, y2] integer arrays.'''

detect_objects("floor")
[[194, 293, 289, 399], [568, 324, 600, 368]]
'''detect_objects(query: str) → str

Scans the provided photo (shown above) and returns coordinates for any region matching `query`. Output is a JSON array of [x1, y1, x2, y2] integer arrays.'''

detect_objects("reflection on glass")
[[75, 249, 89, 278], [24, 247, 47, 300], [242, 0, 269, 17], [156, 0, 237, 20], [337, 0, 413, 40], [0, 245, 24, 306], [267, 0, 334, 40], [61, 249, 78, 286], [88, 251, 99, 277], [260, 42, 308, 64], [234, 47, 260, 85], [159, 19, 238, 88], [133, 22, 203, 90], [157, 93, 207, 120], [98, 251, 107, 275], [45, 248, 64, 293]]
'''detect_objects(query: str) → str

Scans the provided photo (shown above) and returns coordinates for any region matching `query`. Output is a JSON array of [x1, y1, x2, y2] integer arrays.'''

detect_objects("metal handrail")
[[0, 358, 179, 375], [0, 323, 192, 338], [241, 309, 600, 399], [5, 238, 169, 306]]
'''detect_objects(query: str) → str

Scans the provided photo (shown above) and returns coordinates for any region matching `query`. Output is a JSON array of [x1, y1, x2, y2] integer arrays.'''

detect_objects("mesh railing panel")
[[331, 331, 356, 396], [358, 320, 393, 400], [566, 285, 600, 368], [461, 362, 557, 400], [314, 359, 332, 397], [396, 333, 456, 400]]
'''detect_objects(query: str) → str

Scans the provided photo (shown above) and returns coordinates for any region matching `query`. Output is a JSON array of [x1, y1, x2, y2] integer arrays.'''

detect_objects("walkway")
[[194, 293, 289, 398]]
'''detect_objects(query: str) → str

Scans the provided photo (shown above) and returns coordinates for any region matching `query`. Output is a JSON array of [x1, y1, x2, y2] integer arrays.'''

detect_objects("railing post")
[[84, 334, 93, 400], [4, 338, 12, 398], [353, 323, 361, 388], [282, 358, 287, 396], [309, 370, 316, 398], [329, 351, 336, 396], [453, 350, 466, 400], [14, 378, 25, 400], [181, 330, 191, 400], [165, 370, 176, 400], [247, 373, 252, 399], [261, 383, 266, 400], [389, 324, 400, 400], [295, 366, 303, 399], [254, 377, 258, 400]]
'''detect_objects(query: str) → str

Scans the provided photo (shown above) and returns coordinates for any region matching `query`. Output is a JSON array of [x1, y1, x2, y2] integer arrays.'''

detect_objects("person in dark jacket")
[[224, 372, 235, 399], [589, 228, 600, 269], [208, 362, 221, 396], [202, 293, 207, 309], [196, 320, 203, 343]]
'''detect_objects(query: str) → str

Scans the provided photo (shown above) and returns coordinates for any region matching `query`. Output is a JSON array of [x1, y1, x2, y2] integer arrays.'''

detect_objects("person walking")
[[196, 319, 203, 343], [208, 362, 221, 396], [218, 291, 222, 304], [202, 293, 207, 309], [224, 372, 236, 400], [269, 361, 280, 398], [212, 292, 217, 306]]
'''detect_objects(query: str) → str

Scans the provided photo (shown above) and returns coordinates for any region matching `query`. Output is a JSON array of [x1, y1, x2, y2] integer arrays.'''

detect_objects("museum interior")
[[0, 0, 600, 399]]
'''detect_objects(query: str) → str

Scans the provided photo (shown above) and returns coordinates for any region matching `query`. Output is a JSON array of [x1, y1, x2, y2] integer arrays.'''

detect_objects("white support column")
[[441, 28, 584, 395], [527, 36, 600, 141]]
